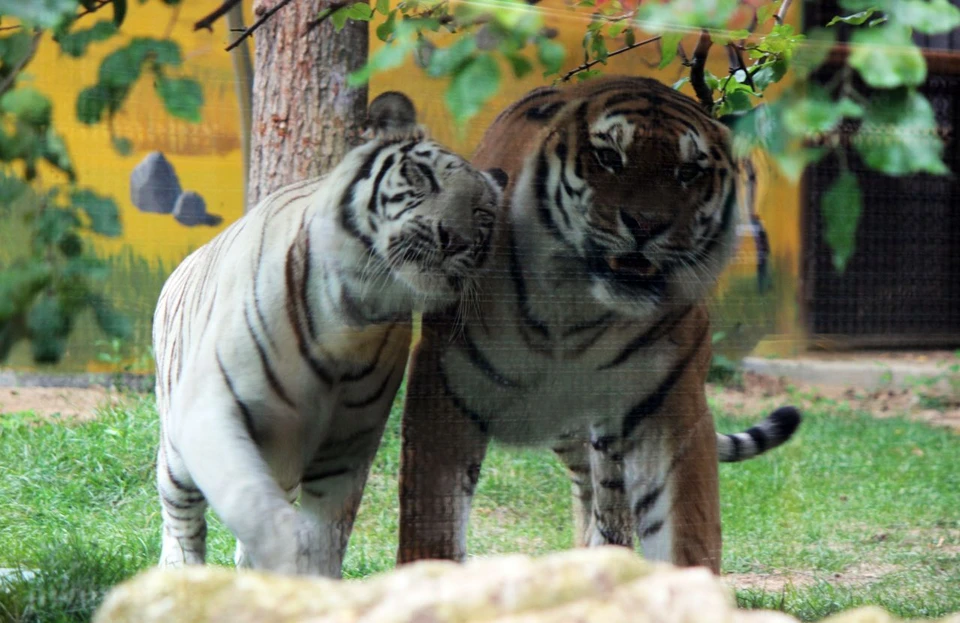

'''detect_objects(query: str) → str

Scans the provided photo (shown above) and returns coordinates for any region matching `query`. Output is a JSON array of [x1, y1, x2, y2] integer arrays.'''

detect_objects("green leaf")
[[0, 261, 51, 323], [537, 38, 566, 76], [756, 1, 780, 25], [375, 0, 389, 15], [827, 8, 877, 26], [76, 84, 109, 124], [331, 3, 372, 31], [853, 89, 948, 176], [27, 292, 70, 364], [34, 207, 81, 248], [890, 0, 960, 35], [505, 52, 532, 79], [376, 10, 397, 41], [752, 59, 788, 91], [41, 128, 74, 179], [130, 37, 182, 67], [445, 53, 500, 126], [71, 188, 122, 237], [57, 20, 117, 57], [636, 0, 739, 31], [98, 47, 143, 89], [0, 171, 29, 206], [789, 27, 834, 80], [426, 35, 475, 78], [58, 232, 83, 257], [113, 0, 127, 26], [348, 35, 414, 86], [719, 89, 752, 115], [781, 87, 859, 136], [155, 76, 203, 122], [575, 68, 603, 82], [0, 87, 52, 127], [0, 31, 35, 68], [821, 171, 861, 273], [590, 32, 608, 64], [658, 31, 683, 69], [89, 294, 132, 340], [111, 135, 132, 155], [849, 25, 926, 88], [0, 0, 78, 29]]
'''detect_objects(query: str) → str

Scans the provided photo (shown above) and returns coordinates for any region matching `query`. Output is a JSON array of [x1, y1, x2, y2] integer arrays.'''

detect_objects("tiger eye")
[[593, 147, 623, 173], [676, 163, 703, 184]]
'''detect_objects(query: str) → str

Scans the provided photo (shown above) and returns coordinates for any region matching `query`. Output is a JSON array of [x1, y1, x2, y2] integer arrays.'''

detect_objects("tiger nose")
[[437, 224, 470, 257]]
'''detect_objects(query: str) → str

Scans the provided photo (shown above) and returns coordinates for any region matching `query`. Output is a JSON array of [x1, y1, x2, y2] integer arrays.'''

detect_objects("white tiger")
[[152, 92, 506, 577]]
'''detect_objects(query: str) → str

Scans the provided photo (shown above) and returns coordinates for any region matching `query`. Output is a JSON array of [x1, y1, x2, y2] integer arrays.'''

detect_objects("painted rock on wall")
[[129, 152, 182, 215]]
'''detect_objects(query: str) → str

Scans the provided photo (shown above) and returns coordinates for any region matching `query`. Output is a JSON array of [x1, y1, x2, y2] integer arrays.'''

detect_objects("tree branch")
[[560, 34, 661, 82], [225, 0, 296, 52], [689, 29, 714, 111], [194, 0, 243, 31], [774, 0, 795, 25], [75, 0, 112, 20], [0, 31, 42, 98], [306, 1, 349, 33]]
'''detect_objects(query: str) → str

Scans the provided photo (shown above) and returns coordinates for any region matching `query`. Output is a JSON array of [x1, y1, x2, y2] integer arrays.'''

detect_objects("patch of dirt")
[[0, 386, 121, 421], [709, 372, 960, 431], [725, 562, 901, 592], [724, 571, 817, 592]]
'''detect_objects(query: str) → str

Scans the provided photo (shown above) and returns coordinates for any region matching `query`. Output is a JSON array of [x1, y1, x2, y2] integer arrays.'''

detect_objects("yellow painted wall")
[[5, 0, 805, 371], [32, 2, 247, 266]]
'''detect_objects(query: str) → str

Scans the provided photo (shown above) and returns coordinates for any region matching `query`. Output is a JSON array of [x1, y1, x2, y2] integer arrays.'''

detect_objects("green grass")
[[1, 387, 958, 622]]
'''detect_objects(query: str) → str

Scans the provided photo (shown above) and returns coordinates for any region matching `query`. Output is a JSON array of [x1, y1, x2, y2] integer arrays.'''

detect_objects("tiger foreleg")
[[170, 394, 323, 575], [623, 348, 721, 572], [397, 336, 490, 564], [234, 484, 302, 570], [585, 430, 634, 548]]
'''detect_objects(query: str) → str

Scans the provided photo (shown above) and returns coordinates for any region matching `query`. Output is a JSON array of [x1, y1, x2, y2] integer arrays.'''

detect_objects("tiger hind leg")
[[551, 437, 593, 547], [157, 441, 208, 568]]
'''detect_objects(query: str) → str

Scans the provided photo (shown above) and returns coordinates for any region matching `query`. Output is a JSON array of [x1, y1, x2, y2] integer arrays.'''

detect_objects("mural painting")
[[0, 0, 805, 375]]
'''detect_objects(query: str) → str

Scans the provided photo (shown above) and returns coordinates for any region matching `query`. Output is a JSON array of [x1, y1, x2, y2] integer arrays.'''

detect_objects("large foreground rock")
[[93, 548, 958, 623]]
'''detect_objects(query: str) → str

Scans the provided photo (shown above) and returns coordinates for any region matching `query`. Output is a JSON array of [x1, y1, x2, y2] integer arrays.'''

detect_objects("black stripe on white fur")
[[717, 406, 802, 462]]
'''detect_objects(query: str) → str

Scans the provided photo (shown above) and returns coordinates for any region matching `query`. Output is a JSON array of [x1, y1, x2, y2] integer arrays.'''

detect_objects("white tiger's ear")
[[485, 168, 509, 192], [365, 91, 420, 139]]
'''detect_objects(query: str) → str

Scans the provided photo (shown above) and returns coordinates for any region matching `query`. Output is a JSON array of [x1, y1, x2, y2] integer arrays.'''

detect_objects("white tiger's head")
[[340, 92, 507, 309]]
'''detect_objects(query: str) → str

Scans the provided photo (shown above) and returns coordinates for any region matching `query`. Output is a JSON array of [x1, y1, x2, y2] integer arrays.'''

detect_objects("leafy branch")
[[0, 0, 204, 365]]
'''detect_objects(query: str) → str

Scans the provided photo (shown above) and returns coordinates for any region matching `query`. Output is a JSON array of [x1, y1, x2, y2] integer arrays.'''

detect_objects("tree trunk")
[[248, 0, 369, 207]]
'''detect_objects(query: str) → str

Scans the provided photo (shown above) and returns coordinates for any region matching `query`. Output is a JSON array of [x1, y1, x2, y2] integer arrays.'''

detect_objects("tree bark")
[[248, 0, 369, 207]]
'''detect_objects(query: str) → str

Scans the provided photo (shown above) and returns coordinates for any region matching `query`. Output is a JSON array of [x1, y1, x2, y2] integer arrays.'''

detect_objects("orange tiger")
[[397, 76, 800, 573]]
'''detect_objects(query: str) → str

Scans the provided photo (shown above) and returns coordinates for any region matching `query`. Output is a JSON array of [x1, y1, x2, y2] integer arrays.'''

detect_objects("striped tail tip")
[[717, 405, 802, 463]]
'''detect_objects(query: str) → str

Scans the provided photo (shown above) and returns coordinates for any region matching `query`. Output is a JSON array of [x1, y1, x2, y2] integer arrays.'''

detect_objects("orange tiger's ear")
[[486, 168, 509, 191]]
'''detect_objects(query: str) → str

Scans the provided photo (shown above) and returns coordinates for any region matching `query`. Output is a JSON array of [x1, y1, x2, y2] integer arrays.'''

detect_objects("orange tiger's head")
[[475, 76, 742, 318]]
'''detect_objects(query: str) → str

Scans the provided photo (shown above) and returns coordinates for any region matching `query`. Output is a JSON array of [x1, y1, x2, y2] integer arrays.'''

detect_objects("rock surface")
[[92, 548, 958, 623], [129, 151, 182, 215], [173, 191, 222, 227]]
